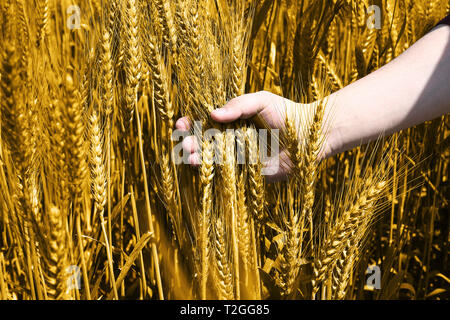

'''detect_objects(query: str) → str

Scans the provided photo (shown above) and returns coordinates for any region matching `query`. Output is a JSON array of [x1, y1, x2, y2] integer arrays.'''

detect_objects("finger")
[[175, 117, 192, 131], [182, 135, 199, 154], [262, 150, 291, 183], [211, 91, 273, 123], [188, 152, 201, 167]]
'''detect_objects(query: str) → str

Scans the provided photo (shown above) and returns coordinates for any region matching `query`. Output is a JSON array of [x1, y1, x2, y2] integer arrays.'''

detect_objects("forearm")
[[324, 24, 450, 158]]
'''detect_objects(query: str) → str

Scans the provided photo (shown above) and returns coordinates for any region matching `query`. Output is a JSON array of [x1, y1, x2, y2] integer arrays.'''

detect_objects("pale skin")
[[176, 24, 450, 182]]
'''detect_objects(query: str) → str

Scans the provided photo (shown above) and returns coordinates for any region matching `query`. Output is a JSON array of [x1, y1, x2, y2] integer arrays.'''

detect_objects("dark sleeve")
[[437, 14, 450, 26]]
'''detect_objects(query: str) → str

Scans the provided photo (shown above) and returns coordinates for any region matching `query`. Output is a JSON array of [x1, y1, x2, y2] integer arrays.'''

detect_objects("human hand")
[[175, 91, 327, 182]]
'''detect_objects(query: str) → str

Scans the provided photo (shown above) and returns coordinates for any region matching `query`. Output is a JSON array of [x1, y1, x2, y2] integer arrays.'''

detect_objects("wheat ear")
[[153, 0, 176, 52], [15, 0, 30, 79], [146, 30, 174, 126], [101, 27, 114, 118], [160, 148, 179, 241], [246, 127, 265, 223], [235, 128, 252, 287], [45, 206, 70, 300], [198, 138, 215, 299], [63, 73, 88, 201], [300, 99, 326, 252], [89, 110, 106, 216], [279, 181, 303, 297], [35, 0, 48, 46], [312, 179, 387, 297], [222, 130, 241, 299], [122, 0, 141, 124], [213, 213, 234, 300]]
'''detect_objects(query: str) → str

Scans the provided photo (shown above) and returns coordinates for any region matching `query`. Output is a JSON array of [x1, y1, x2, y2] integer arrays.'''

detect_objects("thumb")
[[211, 91, 273, 123]]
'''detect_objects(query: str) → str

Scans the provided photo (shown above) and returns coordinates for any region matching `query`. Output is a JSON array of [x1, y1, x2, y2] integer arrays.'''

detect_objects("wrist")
[[284, 98, 338, 161], [319, 93, 345, 160]]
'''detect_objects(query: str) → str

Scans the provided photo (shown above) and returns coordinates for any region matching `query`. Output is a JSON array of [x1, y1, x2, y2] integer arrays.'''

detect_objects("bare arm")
[[176, 23, 450, 181], [325, 24, 450, 157]]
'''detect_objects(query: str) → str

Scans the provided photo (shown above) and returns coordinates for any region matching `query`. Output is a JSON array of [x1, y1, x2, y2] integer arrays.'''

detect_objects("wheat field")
[[0, 0, 448, 300]]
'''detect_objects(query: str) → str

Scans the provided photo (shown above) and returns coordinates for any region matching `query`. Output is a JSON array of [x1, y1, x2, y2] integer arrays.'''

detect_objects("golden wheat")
[[0, 0, 447, 301]]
